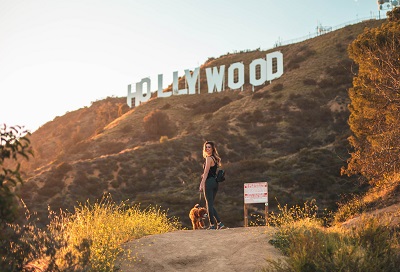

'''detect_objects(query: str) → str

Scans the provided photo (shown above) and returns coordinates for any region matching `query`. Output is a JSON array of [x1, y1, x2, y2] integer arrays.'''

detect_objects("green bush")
[[189, 96, 232, 115], [0, 125, 33, 228]]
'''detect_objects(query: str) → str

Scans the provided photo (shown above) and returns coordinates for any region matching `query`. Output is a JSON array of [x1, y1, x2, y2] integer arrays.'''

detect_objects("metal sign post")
[[244, 182, 268, 227]]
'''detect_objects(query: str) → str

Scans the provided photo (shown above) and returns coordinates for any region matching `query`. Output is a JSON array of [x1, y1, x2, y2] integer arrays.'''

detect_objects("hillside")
[[19, 19, 385, 228]]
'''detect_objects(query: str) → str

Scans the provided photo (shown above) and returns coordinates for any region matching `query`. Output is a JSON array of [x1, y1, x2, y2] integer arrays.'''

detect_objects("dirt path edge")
[[116, 226, 285, 272]]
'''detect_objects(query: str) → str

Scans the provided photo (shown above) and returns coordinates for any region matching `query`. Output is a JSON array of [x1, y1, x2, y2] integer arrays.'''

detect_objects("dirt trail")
[[116, 226, 285, 272]]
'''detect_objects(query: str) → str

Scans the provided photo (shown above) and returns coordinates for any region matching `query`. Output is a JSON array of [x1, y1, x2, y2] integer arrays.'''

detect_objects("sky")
[[0, 0, 388, 132]]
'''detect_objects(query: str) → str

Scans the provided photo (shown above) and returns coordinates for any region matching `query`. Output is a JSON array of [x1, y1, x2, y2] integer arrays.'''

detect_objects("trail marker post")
[[244, 182, 268, 227]]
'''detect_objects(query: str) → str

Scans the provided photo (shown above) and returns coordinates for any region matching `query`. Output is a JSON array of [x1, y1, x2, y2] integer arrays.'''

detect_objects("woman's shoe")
[[207, 225, 217, 230], [217, 223, 226, 229]]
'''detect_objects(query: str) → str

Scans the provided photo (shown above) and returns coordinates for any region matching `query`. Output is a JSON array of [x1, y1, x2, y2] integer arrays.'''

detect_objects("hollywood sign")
[[127, 51, 283, 107]]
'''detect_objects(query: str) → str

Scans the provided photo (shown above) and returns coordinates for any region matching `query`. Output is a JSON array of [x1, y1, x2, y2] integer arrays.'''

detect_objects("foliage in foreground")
[[264, 201, 400, 272], [0, 125, 33, 228], [343, 7, 400, 185], [0, 195, 181, 271]]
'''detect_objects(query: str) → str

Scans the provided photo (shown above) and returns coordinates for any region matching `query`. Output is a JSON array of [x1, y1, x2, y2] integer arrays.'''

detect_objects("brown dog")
[[189, 204, 208, 230]]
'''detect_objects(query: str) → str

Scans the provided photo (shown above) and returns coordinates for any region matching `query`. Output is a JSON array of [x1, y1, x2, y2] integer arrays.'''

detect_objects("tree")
[[0, 125, 33, 228], [343, 8, 400, 185]]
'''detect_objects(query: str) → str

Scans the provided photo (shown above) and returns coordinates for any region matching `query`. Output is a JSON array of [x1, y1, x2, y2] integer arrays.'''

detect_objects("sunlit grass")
[[334, 177, 400, 225], [1, 194, 181, 271], [55, 194, 181, 271], [263, 200, 400, 272]]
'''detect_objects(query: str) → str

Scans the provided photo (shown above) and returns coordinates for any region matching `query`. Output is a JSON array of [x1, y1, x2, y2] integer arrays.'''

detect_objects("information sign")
[[244, 182, 268, 204]]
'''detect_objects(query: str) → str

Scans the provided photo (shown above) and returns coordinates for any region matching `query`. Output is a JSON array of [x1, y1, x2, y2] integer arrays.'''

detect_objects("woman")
[[199, 141, 226, 230]]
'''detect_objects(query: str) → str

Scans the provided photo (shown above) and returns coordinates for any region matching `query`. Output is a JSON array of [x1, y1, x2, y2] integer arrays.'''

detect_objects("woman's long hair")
[[203, 141, 221, 166]]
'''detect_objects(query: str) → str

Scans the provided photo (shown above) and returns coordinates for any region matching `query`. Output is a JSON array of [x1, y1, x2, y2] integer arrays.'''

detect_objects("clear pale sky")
[[0, 0, 386, 132]]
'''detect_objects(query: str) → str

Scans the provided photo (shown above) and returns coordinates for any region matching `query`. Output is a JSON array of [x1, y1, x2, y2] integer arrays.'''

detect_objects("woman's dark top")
[[204, 156, 218, 179]]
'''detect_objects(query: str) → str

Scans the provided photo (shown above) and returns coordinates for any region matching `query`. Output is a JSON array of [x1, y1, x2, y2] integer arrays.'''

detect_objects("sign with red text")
[[244, 182, 268, 204]]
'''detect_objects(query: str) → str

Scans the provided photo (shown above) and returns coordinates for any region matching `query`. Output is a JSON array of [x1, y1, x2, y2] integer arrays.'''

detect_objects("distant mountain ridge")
[[20, 19, 384, 228]]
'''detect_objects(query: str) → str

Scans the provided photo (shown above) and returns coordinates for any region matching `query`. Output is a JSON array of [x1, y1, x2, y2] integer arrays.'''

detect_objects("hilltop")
[[19, 19, 386, 228]]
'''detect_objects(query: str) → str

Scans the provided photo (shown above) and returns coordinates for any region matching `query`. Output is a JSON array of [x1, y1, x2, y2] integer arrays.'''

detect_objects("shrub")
[[0, 125, 33, 228], [285, 45, 316, 71], [38, 178, 65, 197], [0, 206, 65, 271], [333, 194, 367, 223], [268, 200, 319, 228], [286, 61, 300, 70], [264, 201, 400, 272], [317, 78, 336, 88], [143, 109, 175, 138], [55, 162, 73, 175], [159, 136, 169, 143], [271, 83, 284, 92], [189, 96, 232, 115], [335, 42, 345, 52], [203, 113, 213, 120], [120, 124, 132, 133], [237, 110, 264, 124], [252, 91, 272, 99], [52, 162, 73, 180], [110, 180, 120, 189], [289, 96, 319, 110], [0, 195, 181, 271], [57, 195, 181, 271], [161, 103, 171, 110], [302, 78, 317, 85], [98, 142, 128, 155]]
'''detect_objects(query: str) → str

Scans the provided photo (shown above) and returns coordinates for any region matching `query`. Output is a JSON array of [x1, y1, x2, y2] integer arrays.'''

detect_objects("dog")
[[189, 204, 208, 230]]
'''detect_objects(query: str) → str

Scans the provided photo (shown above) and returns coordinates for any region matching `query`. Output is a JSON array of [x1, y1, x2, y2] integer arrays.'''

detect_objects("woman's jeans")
[[204, 177, 221, 225]]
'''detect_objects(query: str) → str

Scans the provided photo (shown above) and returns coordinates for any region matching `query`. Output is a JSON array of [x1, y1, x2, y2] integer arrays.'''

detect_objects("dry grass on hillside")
[[18, 19, 390, 230]]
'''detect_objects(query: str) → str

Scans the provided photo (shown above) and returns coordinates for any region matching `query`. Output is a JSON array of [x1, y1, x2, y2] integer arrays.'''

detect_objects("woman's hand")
[[200, 157, 210, 192]]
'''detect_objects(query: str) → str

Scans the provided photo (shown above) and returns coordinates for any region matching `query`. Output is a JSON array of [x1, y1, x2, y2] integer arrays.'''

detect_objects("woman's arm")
[[199, 157, 212, 191]]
